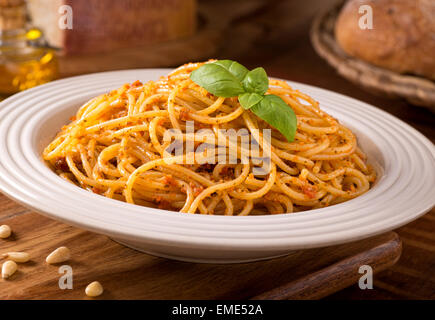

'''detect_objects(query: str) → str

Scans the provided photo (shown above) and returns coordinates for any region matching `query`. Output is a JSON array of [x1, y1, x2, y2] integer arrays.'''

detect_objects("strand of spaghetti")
[[274, 149, 314, 167], [185, 106, 244, 125], [160, 164, 214, 187], [351, 154, 369, 174], [66, 154, 125, 188], [176, 180, 194, 213], [277, 174, 326, 201], [265, 201, 283, 214], [271, 138, 317, 151], [139, 93, 168, 113], [168, 62, 204, 76], [168, 80, 190, 130], [266, 193, 293, 213], [238, 199, 254, 216], [313, 160, 322, 174], [206, 193, 222, 214], [127, 92, 136, 116], [305, 172, 349, 197], [78, 95, 107, 120], [296, 135, 330, 158], [97, 144, 122, 177], [297, 121, 338, 135], [315, 168, 346, 181], [77, 144, 93, 178], [125, 154, 188, 204], [108, 125, 149, 139], [343, 168, 370, 196], [43, 128, 78, 160], [223, 193, 236, 215], [242, 112, 298, 175], [149, 117, 165, 155], [76, 96, 100, 119], [196, 96, 225, 115], [187, 164, 250, 214], [229, 163, 276, 200], [243, 175, 283, 193], [132, 91, 145, 115], [85, 110, 169, 133], [87, 139, 96, 169]]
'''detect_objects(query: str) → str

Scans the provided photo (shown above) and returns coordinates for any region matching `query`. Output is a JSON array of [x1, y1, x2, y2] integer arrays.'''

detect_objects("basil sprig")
[[190, 60, 297, 142]]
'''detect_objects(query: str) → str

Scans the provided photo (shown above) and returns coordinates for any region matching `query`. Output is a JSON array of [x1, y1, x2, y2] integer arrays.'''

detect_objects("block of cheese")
[[27, 0, 197, 55]]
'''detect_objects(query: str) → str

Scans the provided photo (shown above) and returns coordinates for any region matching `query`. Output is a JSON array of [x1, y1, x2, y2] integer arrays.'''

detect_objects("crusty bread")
[[335, 0, 435, 80]]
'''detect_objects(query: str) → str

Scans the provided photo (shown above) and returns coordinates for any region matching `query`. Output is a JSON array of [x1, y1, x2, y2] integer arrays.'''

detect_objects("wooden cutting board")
[[0, 192, 401, 300]]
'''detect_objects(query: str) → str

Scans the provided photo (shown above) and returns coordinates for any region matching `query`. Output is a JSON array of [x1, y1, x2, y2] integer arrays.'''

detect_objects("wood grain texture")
[[253, 232, 401, 300], [327, 209, 435, 300], [0, 209, 401, 300]]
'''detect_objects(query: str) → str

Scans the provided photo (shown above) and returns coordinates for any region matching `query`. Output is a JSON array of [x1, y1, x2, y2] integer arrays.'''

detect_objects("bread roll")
[[335, 0, 435, 80]]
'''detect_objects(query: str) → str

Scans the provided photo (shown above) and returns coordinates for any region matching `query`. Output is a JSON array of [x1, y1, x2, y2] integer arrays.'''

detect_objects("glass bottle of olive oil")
[[0, 0, 58, 97]]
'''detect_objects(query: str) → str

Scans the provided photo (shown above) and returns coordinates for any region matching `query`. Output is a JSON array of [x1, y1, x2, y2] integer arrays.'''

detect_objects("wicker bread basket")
[[310, 0, 435, 111]]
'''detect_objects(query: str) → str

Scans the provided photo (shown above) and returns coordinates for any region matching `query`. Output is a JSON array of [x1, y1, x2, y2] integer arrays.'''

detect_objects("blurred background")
[[0, 0, 434, 299]]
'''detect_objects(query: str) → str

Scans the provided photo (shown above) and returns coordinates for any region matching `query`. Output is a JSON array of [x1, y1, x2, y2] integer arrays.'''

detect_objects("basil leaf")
[[190, 60, 297, 142], [190, 63, 245, 97], [238, 92, 264, 110], [250, 94, 297, 142], [213, 60, 249, 82], [242, 67, 269, 95]]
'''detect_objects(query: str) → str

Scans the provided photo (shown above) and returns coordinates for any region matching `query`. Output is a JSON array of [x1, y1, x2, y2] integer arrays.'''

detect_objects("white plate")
[[0, 69, 434, 263]]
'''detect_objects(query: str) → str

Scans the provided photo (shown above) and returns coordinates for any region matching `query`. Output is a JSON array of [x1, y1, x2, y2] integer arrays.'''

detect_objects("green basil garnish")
[[213, 60, 249, 82], [238, 92, 264, 110], [190, 60, 247, 97], [251, 95, 297, 142], [242, 67, 269, 95], [190, 60, 297, 142]]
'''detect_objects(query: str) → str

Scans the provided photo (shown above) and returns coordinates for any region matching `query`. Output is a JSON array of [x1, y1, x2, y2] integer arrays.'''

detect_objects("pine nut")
[[2, 260, 17, 279], [46, 246, 70, 264], [0, 225, 11, 239], [2, 252, 30, 263], [85, 281, 104, 297]]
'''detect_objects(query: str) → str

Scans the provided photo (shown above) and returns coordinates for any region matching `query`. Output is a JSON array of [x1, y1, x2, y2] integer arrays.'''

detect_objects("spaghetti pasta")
[[43, 62, 376, 215]]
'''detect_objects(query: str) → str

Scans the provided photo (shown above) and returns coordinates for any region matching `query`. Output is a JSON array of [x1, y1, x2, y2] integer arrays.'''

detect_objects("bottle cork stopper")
[[0, 0, 26, 31]]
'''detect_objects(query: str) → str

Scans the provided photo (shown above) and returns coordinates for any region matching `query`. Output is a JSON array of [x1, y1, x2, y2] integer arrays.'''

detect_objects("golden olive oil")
[[0, 1, 58, 97]]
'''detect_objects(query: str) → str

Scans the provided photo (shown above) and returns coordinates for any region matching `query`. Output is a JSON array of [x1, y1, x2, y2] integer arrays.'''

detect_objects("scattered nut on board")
[[2, 252, 30, 263], [46, 246, 70, 264], [2, 260, 17, 279], [85, 281, 104, 297], [0, 225, 11, 239]]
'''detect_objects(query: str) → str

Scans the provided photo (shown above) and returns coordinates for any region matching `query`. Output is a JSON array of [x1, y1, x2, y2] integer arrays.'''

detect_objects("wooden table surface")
[[0, 211, 402, 300], [0, 0, 433, 300]]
